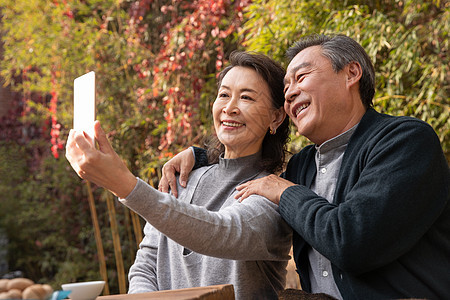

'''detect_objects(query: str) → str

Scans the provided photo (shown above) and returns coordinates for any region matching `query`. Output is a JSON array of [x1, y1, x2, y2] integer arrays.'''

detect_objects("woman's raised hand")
[[65, 120, 137, 198]]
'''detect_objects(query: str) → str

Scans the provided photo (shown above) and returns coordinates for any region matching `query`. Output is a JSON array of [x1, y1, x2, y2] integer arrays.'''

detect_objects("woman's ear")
[[270, 107, 286, 132], [346, 61, 362, 88]]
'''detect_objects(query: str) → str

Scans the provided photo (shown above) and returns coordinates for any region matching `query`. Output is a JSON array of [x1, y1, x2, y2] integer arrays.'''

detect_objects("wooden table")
[[97, 284, 235, 300]]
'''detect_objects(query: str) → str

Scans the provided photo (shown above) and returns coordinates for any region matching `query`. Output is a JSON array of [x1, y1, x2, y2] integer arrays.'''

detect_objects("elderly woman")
[[65, 51, 292, 299]]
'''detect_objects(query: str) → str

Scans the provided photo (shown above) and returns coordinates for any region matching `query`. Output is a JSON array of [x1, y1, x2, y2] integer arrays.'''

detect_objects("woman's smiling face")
[[213, 66, 277, 159]]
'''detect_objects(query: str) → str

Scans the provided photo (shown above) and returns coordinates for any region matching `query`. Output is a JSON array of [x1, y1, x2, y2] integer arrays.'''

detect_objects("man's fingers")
[[236, 175, 288, 205], [158, 164, 170, 193], [178, 153, 194, 187], [238, 188, 252, 202], [168, 174, 178, 198], [158, 147, 195, 196], [178, 169, 188, 188], [158, 180, 169, 193], [236, 182, 250, 191], [159, 164, 179, 197], [235, 180, 257, 200], [234, 188, 246, 200], [158, 177, 168, 193]]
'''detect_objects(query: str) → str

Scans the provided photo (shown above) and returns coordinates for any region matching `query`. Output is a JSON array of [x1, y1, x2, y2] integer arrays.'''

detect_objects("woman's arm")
[[66, 121, 291, 262], [121, 178, 292, 262]]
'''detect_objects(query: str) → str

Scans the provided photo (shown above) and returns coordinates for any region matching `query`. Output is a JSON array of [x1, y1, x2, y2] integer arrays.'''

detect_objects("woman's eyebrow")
[[219, 85, 258, 94], [240, 88, 258, 93]]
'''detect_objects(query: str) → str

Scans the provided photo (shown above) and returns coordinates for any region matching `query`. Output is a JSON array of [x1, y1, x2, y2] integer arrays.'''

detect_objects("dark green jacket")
[[280, 108, 450, 299]]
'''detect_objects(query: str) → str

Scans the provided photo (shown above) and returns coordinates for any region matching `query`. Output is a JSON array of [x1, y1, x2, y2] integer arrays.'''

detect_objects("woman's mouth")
[[222, 121, 244, 128]]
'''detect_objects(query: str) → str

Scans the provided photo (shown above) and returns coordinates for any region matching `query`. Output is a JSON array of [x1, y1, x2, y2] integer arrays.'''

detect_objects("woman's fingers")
[[94, 120, 114, 154], [66, 130, 84, 175], [65, 130, 77, 159], [73, 130, 95, 152]]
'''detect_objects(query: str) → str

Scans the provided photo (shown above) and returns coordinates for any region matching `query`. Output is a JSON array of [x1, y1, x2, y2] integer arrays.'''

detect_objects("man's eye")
[[296, 74, 305, 81]]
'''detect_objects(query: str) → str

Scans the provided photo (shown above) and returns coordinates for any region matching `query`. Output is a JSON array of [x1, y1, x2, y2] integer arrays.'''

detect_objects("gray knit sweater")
[[120, 153, 292, 300]]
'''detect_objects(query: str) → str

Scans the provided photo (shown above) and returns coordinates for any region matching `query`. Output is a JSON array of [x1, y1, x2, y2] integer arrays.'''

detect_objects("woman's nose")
[[223, 98, 239, 114]]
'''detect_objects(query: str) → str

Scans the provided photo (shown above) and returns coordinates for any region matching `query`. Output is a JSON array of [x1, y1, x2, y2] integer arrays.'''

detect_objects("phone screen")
[[74, 71, 95, 145]]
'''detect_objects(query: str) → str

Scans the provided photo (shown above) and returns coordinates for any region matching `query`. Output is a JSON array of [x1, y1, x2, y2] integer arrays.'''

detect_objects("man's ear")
[[346, 61, 362, 88], [271, 107, 286, 131]]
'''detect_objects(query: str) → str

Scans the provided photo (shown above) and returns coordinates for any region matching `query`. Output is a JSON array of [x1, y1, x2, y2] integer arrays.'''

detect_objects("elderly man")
[[159, 34, 450, 299]]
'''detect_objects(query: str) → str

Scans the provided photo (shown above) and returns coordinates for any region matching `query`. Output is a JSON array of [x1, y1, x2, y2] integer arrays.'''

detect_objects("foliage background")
[[0, 0, 448, 294]]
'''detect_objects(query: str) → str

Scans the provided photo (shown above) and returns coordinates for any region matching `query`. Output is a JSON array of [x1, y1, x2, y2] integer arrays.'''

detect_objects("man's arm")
[[280, 120, 449, 274], [235, 119, 449, 275]]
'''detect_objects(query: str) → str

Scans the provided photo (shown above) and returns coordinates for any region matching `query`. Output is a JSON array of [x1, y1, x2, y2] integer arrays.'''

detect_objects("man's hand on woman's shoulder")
[[235, 174, 295, 205], [158, 148, 195, 197]]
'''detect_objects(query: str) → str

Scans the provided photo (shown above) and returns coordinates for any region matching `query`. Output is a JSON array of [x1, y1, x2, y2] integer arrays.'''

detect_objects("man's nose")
[[284, 85, 299, 103]]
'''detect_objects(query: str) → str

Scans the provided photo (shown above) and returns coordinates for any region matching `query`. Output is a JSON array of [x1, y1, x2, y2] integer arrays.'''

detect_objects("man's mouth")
[[222, 121, 244, 128], [293, 103, 310, 118]]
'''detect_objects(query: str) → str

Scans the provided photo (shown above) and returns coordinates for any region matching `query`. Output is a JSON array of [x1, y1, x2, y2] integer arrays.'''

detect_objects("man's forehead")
[[288, 46, 321, 67], [284, 46, 328, 83]]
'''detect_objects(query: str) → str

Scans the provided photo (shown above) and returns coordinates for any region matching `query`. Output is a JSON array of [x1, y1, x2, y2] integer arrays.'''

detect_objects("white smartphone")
[[74, 71, 95, 145]]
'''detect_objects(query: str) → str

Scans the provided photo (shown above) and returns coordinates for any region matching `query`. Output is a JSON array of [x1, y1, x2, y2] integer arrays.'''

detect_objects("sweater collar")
[[216, 151, 264, 182]]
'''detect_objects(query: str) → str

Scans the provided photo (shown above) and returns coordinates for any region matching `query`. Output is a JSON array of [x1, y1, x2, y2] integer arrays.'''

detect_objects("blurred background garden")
[[0, 0, 448, 295]]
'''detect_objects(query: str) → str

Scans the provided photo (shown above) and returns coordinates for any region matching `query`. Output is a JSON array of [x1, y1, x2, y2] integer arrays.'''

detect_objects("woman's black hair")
[[206, 51, 289, 174]]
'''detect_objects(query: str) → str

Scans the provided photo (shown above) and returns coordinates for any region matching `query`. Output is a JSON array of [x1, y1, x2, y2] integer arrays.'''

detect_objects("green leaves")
[[0, 0, 249, 290], [0, 0, 447, 292], [241, 0, 449, 158]]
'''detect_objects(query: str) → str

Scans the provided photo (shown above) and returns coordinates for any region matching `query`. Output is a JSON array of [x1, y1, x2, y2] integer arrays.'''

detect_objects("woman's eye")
[[218, 93, 228, 98], [241, 95, 254, 101]]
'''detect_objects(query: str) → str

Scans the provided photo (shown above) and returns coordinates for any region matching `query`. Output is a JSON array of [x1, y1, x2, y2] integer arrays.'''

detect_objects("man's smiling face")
[[283, 46, 356, 145]]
